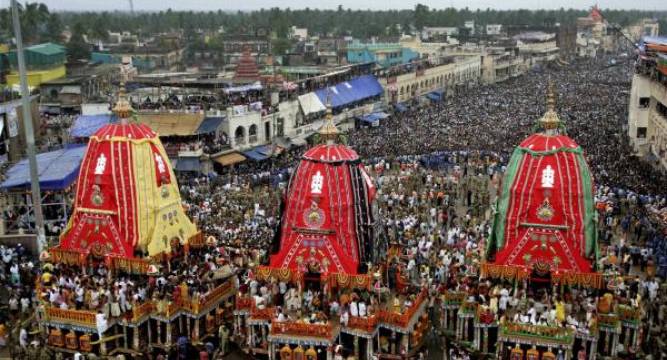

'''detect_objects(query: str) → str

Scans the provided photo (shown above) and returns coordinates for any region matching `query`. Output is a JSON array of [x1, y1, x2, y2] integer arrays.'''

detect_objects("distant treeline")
[[1, 3, 666, 47], [57, 5, 667, 40]]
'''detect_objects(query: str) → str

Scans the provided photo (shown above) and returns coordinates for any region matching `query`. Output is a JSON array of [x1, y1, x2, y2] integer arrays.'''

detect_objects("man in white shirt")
[[350, 300, 359, 317], [359, 301, 367, 317]]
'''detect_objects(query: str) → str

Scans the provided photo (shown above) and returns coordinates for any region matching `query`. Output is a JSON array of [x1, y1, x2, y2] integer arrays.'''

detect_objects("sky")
[[24, 0, 667, 12]]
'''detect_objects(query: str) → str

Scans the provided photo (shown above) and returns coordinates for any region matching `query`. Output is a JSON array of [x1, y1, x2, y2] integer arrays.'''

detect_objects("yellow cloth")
[[41, 272, 53, 283], [131, 138, 197, 256], [556, 301, 566, 322]]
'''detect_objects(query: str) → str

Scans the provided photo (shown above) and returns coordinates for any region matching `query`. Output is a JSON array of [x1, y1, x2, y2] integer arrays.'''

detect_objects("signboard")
[[7, 108, 18, 138]]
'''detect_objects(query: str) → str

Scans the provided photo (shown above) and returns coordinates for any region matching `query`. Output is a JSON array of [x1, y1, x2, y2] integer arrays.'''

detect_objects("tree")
[[271, 38, 292, 56], [42, 13, 63, 43], [414, 4, 429, 31], [66, 22, 90, 62]]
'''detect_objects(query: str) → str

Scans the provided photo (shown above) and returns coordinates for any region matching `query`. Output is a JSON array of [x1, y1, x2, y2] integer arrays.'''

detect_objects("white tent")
[[298, 92, 326, 116]]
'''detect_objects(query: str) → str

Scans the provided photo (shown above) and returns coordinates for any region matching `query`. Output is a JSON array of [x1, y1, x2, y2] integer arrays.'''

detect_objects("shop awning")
[[196, 116, 225, 135], [1, 145, 86, 191], [70, 114, 116, 137], [214, 152, 246, 166], [298, 92, 326, 116], [243, 145, 274, 161], [314, 75, 383, 109], [175, 157, 201, 172]]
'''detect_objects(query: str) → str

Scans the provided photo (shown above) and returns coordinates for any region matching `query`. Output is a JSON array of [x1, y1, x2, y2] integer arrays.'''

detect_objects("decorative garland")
[[481, 263, 603, 288]]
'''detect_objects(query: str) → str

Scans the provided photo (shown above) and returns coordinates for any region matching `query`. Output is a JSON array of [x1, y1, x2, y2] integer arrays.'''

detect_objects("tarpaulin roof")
[[175, 157, 201, 172], [70, 114, 116, 137], [314, 75, 383, 109], [1, 145, 86, 191], [426, 92, 442, 102], [298, 92, 326, 116], [395, 102, 408, 113], [243, 145, 273, 161], [358, 112, 390, 125], [196, 116, 225, 134], [223, 81, 263, 94], [137, 113, 204, 137], [214, 152, 246, 166]]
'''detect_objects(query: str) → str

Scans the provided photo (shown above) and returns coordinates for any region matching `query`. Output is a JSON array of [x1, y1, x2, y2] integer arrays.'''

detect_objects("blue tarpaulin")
[[175, 157, 201, 172], [70, 114, 116, 137], [395, 103, 408, 113], [426, 91, 443, 102], [196, 116, 225, 135], [1, 145, 87, 191], [243, 145, 273, 161], [358, 112, 390, 126], [314, 75, 383, 109]]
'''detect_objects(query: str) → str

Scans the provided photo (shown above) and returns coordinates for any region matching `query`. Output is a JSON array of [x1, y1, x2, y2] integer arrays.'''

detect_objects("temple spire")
[[112, 83, 133, 125], [318, 93, 339, 144], [539, 81, 561, 135]]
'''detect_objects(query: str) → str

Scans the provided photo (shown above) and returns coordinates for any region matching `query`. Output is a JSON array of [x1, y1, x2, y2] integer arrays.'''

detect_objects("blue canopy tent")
[[243, 145, 273, 161], [70, 114, 116, 137], [357, 112, 390, 127], [196, 116, 225, 135], [394, 103, 408, 113], [426, 89, 444, 102], [314, 75, 383, 109], [1, 145, 87, 191]]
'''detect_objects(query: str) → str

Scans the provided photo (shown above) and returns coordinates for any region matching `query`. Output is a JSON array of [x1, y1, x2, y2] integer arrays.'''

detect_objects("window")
[[637, 127, 647, 138], [658, 101, 667, 118], [639, 97, 650, 109]]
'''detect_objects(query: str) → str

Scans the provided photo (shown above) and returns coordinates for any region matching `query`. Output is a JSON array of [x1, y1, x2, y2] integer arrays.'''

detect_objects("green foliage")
[[271, 38, 292, 56], [66, 22, 90, 61], [52, 6, 667, 41]]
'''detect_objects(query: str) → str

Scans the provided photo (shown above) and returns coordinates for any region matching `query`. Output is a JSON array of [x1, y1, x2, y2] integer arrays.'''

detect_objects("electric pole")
[[11, 0, 46, 253]]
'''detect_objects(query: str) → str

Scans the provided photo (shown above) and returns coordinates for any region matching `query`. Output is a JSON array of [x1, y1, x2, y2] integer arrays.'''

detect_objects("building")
[[6, 42, 66, 87], [346, 42, 419, 68], [514, 32, 559, 66], [39, 64, 118, 114], [221, 29, 272, 65], [464, 21, 476, 35], [486, 24, 503, 36], [557, 23, 578, 59], [421, 27, 459, 41], [623, 18, 660, 42], [399, 36, 459, 60], [233, 47, 261, 83], [379, 55, 481, 104], [447, 46, 525, 85], [628, 38, 667, 171], [290, 26, 309, 40], [576, 5, 616, 54]]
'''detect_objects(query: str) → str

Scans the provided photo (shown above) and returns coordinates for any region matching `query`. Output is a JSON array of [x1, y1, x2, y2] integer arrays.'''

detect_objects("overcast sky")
[[16, 0, 667, 12]]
